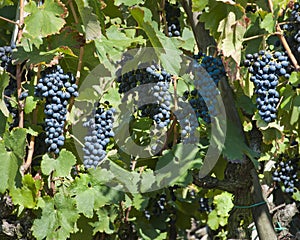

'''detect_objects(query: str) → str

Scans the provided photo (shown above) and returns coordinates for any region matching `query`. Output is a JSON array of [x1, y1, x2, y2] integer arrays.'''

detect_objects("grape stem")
[[267, 0, 300, 70], [275, 25, 300, 70], [16, 0, 26, 128], [21, 65, 41, 174], [0, 16, 21, 28], [160, 0, 169, 36], [67, 0, 79, 24], [243, 32, 281, 42], [172, 76, 179, 146], [21, 106, 38, 174]]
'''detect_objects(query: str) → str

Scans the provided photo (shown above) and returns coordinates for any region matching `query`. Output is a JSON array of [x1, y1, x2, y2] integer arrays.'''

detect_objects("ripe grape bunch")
[[34, 65, 78, 154], [272, 156, 299, 193], [0, 45, 19, 128], [118, 64, 172, 128], [117, 64, 171, 94], [144, 193, 167, 220], [82, 105, 115, 169], [0, 45, 16, 73], [244, 50, 290, 123], [199, 197, 213, 213], [165, 1, 181, 37], [183, 54, 225, 124]]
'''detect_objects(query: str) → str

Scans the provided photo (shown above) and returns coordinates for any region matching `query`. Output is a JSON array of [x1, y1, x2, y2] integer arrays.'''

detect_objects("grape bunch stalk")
[[34, 65, 78, 154], [244, 50, 291, 123], [82, 105, 115, 169]]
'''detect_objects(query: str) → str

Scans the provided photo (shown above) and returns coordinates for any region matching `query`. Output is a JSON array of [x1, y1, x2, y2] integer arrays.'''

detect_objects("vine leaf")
[[130, 6, 182, 74], [0, 142, 22, 193], [4, 128, 27, 159], [74, 0, 102, 40], [24, 0, 67, 40], [207, 192, 233, 230], [10, 174, 41, 209], [260, 13, 275, 33], [41, 149, 76, 177], [24, 96, 38, 114], [92, 207, 119, 234], [70, 172, 124, 218], [217, 12, 246, 64], [32, 194, 79, 240], [192, 0, 208, 12], [0, 72, 10, 117]]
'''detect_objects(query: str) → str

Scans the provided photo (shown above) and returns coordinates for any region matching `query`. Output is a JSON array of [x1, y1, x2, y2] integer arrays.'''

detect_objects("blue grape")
[[34, 65, 78, 154], [165, 1, 181, 37], [82, 104, 115, 169], [272, 155, 299, 193], [244, 50, 290, 123]]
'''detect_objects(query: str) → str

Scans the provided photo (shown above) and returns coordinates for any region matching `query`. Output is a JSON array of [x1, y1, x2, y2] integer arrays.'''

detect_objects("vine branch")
[[0, 16, 21, 28]]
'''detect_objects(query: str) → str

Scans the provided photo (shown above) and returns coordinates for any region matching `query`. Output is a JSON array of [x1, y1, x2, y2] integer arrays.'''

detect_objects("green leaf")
[[24, 0, 67, 40], [132, 193, 149, 211], [41, 150, 76, 177], [3, 128, 27, 159], [222, 121, 258, 162], [32, 194, 79, 240], [114, 0, 144, 6], [214, 192, 234, 216], [0, 72, 10, 99], [12, 44, 56, 65], [192, 0, 208, 11], [70, 173, 124, 217], [179, 28, 195, 52], [200, 0, 243, 39], [24, 96, 38, 114], [0, 142, 22, 193], [73, 0, 102, 40], [92, 207, 118, 234], [280, 85, 294, 111], [207, 210, 219, 230], [260, 13, 275, 33], [10, 174, 41, 208], [288, 71, 300, 86]]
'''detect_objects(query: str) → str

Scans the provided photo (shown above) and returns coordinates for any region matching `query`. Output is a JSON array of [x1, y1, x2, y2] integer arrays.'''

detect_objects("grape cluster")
[[0, 45, 16, 73], [272, 156, 299, 193], [183, 54, 225, 124], [34, 65, 78, 154], [165, 1, 181, 37], [140, 81, 171, 129], [82, 105, 115, 169], [282, 3, 300, 62], [144, 193, 167, 220], [117, 64, 171, 94], [199, 197, 213, 212], [244, 50, 290, 123], [117, 64, 173, 151], [0, 45, 19, 128]]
